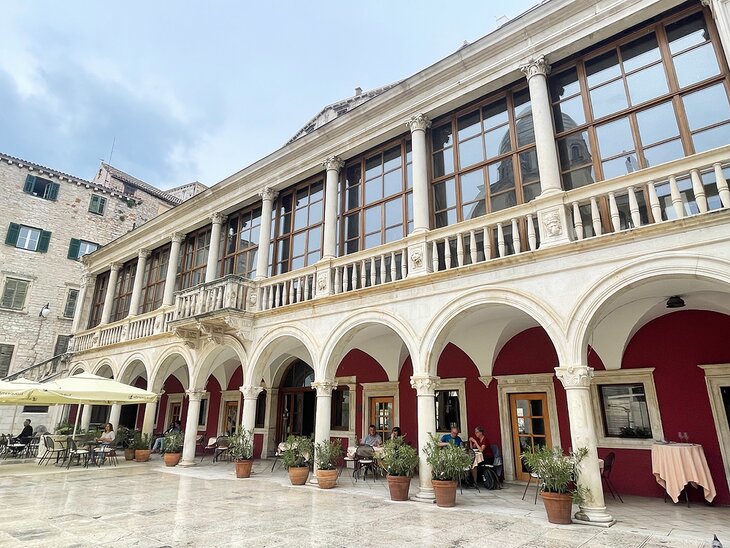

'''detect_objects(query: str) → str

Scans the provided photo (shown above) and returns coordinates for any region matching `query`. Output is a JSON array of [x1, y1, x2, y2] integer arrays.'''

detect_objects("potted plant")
[[163, 431, 184, 466], [314, 439, 343, 489], [423, 434, 473, 507], [281, 435, 313, 485], [55, 421, 73, 436], [521, 446, 589, 525], [381, 437, 419, 501], [132, 432, 151, 462], [229, 429, 254, 478], [117, 426, 135, 461]]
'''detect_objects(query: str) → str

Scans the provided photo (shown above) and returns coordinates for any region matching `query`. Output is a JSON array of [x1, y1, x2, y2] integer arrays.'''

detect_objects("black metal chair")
[[213, 436, 230, 462], [478, 444, 503, 490], [25, 436, 41, 458], [601, 452, 623, 503], [521, 464, 542, 504], [38, 436, 67, 466], [353, 445, 377, 482], [66, 437, 90, 469]]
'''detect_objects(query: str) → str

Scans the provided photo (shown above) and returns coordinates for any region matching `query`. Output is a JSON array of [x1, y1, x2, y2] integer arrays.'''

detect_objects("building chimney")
[[355, 87, 362, 96]]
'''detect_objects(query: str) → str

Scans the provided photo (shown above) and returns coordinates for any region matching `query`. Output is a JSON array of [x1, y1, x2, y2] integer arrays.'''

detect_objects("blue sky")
[[0, 1, 539, 189]]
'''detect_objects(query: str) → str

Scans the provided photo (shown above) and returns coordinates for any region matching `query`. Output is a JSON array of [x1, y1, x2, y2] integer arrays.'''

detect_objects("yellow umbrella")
[[40, 372, 157, 404]]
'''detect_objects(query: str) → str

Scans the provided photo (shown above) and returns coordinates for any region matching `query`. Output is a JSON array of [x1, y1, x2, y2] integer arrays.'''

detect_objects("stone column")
[[71, 273, 95, 334], [407, 114, 432, 233], [240, 385, 263, 433], [255, 187, 278, 281], [80, 404, 92, 432], [555, 365, 615, 526], [312, 380, 337, 480], [704, 1, 730, 68], [162, 232, 185, 306], [141, 401, 157, 439], [108, 404, 122, 430], [204, 213, 225, 284], [99, 262, 121, 325], [128, 248, 150, 316], [180, 390, 204, 466], [322, 156, 344, 259], [410, 374, 439, 502]]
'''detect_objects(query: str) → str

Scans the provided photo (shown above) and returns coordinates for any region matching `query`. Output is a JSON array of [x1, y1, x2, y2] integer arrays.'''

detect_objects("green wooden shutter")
[[23, 175, 36, 194], [37, 230, 51, 253], [67, 238, 81, 259], [5, 223, 20, 246], [45, 182, 60, 201]]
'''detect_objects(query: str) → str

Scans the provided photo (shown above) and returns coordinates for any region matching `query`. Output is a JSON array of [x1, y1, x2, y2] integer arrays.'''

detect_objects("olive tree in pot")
[[132, 433, 151, 462], [281, 435, 314, 485], [521, 446, 589, 525], [163, 431, 184, 466], [314, 439, 343, 489], [381, 437, 419, 501], [229, 429, 255, 478], [423, 434, 473, 507], [116, 426, 135, 461]]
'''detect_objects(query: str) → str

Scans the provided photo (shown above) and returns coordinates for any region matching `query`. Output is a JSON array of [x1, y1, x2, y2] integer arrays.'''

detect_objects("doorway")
[[276, 360, 316, 443], [509, 393, 551, 481], [223, 400, 239, 435], [370, 397, 394, 443]]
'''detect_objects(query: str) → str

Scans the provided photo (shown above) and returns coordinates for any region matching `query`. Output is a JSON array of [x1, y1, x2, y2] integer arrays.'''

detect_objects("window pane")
[[621, 34, 661, 73], [364, 233, 381, 249], [346, 185, 360, 211], [683, 83, 730, 131], [364, 177, 382, 204], [384, 226, 402, 243], [489, 158, 514, 192], [626, 63, 668, 106], [383, 168, 402, 198], [599, 383, 652, 438], [673, 44, 720, 88], [603, 153, 640, 179], [562, 166, 596, 190], [558, 132, 593, 170], [550, 68, 581, 101], [490, 191, 517, 213], [365, 155, 382, 180], [457, 110, 482, 140], [483, 99, 509, 129], [485, 126, 511, 159], [364, 206, 381, 234], [554, 95, 586, 132], [586, 50, 622, 87], [433, 179, 456, 211], [513, 90, 535, 147], [309, 200, 323, 225], [460, 169, 485, 205], [596, 116, 634, 159], [642, 139, 684, 167], [383, 146, 401, 172], [635, 101, 679, 146], [307, 226, 321, 251], [384, 197, 403, 227], [458, 136, 484, 168], [590, 80, 628, 119], [432, 148, 454, 178], [667, 12, 711, 54], [435, 209, 457, 228], [519, 149, 540, 185], [346, 165, 361, 188], [432, 124, 453, 150], [693, 123, 730, 153], [345, 213, 359, 240]]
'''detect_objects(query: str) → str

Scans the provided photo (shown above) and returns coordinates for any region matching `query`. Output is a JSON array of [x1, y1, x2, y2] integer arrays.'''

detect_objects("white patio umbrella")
[[7, 378, 40, 434]]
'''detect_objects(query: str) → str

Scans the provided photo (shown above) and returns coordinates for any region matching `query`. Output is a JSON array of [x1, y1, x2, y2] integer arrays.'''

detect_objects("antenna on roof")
[[108, 136, 116, 164]]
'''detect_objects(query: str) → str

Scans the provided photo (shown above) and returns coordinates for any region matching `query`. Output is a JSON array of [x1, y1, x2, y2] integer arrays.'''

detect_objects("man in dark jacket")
[[15, 419, 33, 444]]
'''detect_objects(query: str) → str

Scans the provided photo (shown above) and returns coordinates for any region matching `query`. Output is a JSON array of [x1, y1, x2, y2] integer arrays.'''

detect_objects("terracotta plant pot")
[[387, 475, 412, 501], [288, 466, 309, 485], [163, 452, 181, 467], [316, 469, 338, 489], [123, 448, 135, 461], [432, 479, 458, 508], [235, 459, 253, 478], [134, 449, 151, 462], [540, 491, 573, 525]]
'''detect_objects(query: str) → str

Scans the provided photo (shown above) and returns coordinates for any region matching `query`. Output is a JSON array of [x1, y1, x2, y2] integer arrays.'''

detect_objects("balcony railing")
[[69, 147, 730, 355], [2, 353, 68, 382]]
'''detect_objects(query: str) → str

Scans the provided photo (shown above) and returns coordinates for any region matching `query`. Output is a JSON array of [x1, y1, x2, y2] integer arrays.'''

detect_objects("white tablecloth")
[[651, 443, 716, 503]]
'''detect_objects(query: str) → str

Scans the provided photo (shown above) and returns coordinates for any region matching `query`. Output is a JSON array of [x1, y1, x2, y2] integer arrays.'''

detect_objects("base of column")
[[410, 487, 436, 503], [308, 476, 319, 485], [573, 506, 616, 527], [178, 459, 197, 467]]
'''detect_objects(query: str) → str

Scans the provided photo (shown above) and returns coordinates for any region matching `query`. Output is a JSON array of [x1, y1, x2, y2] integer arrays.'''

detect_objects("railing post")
[[713, 163, 730, 208], [315, 259, 334, 298], [406, 232, 432, 278]]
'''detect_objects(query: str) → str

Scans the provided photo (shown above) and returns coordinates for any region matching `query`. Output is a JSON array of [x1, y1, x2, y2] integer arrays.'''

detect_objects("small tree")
[[281, 435, 313, 469], [314, 439, 343, 471], [163, 431, 184, 453], [521, 446, 589, 504], [381, 437, 419, 477], [423, 434, 473, 481], [228, 429, 254, 461]]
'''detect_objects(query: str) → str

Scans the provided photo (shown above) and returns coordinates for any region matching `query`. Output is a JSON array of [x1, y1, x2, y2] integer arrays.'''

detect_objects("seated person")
[[152, 420, 181, 453], [468, 426, 493, 484], [96, 423, 116, 445], [361, 425, 382, 448], [390, 427, 404, 440], [14, 419, 33, 444], [438, 426, 464, 447]]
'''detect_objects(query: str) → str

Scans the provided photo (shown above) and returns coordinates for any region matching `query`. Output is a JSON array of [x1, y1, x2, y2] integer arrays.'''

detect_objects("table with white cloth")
[[651, 443, 716, 503]]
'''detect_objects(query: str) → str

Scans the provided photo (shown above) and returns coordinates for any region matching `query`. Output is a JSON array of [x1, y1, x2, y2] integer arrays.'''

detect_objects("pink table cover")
[[651, 443, 716, 503]]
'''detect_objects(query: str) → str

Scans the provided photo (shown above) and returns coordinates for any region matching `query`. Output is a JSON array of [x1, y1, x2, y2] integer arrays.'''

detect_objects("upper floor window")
[[1, 277, 30, 311], [431, 87, 541, 228], [89, 194, 107, 216], [87, 271, 109, 329], [23, 175, 59, 201], [273, 179, 324, 274], [5, 223, 51, 253], [178, 226, 211, 290], [67, 238, 99, 260], [54, 334, 71, 356], [550, 8, 729, 189], [221, 206, 261, 279], [0, 343, 13, 377], [341, 138, 413, 254], [62, 288, 79, 318], [111, 260, 137, 322], [142, 245, 170, 313]]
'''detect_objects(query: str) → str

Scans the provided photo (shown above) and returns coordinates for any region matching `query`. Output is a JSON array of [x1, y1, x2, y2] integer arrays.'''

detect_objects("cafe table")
[[651, 442, 716, 504]]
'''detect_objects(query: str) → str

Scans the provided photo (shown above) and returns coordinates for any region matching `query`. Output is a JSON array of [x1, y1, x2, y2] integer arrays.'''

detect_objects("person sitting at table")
[[438, 426, 464, 447], [13, 419, 33, 444], [152, 420, 181, 453], [468, 426, 493, 484], [390, 427, 404, 440], [362, 425, 382, 448], [96, 423, 116, 444]]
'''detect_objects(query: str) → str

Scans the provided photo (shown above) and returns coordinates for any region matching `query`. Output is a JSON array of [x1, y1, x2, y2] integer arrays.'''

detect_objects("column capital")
[[259, 186, 279, 202], [81, 273, 96, 287], [109, 261, 122, 272], [186, 389, 206, 401], [210, 212, 226, 225], [410, 374, 439, 396], [322, 156, 344, 173], [520, 56, 551, 80], [239, 385, 263, 400], [555, 365, 593, 390], [171, 231, 185, 244], [138, 248, 151, 260], [406, 113, 431, 133], [699, 0, 711, 7], [311, 380, 337, 396]]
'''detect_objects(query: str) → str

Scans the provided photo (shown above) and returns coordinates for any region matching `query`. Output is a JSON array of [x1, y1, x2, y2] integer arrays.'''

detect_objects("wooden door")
[[509, 393, 551, 481], [223, 400, 239, 435], [370, 397, 394, 443], [169, 402, 182, 425]]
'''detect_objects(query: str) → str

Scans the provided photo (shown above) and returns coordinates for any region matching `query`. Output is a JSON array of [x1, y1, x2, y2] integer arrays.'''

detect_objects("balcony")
[[69, 146, 730, 355]]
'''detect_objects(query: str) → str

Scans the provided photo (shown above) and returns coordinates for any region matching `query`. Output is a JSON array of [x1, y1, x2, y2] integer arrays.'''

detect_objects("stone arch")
[[149, 344, 194, 393], [191, 335, 248, 390], [244, 325, 318, 388], [69, 361, 89, 376], [91, 358, 117, 379], [118, 352, 152, 386], [568, 253, 730, 366], [421, 287, 568, 376]]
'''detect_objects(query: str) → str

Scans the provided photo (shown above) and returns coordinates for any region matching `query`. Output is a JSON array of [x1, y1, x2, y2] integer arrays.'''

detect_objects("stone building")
[[46, 0, 730, 523], [0, 153, 204, 429]]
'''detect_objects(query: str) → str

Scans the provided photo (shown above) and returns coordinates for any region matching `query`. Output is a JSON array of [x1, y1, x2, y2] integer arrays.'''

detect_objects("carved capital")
[[240, 385, 263, 400], [109, 262, 122, 272], [259, 186, 279, 202], [311, 380, 338, 396], [322, 156, 345, 173], [171, 231, 185, 244], [520, 56, 551, 80], [210, 212, 226, 225], [406, 113, 431, 133], [555, 365, 593, 390], [410, 375, 439, 396], [138, 248, 151, 260], [186, 389, 206, 401], [81, 273, 96, 287]]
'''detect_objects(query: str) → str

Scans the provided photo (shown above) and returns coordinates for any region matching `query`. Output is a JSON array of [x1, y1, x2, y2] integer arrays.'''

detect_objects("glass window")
[[598, 383, 652, 438], [54, 334, 71, 355], [178, 227, 211, 289], [1, 278, 29, 310], [16, 226, 41, 251], [78, 240, 99, 258], [255, 391, 267, 429], [667, 12, 721, 88], [0, 344, 12, 377], [330, 387, 350, 430], [111, 260, 137, 322], [435, 390, 461, 432], [274, 179, 324, 273], [221, 206, 261, 280], [23, 175, 59, 201], [142, 245, 170, 313], [87, 271, 109, 328], [88, 194, 107, 215], [63, 289, 79, 318]]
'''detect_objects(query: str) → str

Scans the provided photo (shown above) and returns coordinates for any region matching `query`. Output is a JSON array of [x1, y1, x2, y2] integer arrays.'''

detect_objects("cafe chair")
[[601, 452, 623, 503], [65, 437, 90, 469], [25, 436, 41, 458], [522, 466, 542, 504], [201, 437, 218, 462], [354, 445, 377, 482], [94, 441, 119, 467], [38, 435, 67, 466], [478, 445, 503, 490], [213, 436, 230, 463]]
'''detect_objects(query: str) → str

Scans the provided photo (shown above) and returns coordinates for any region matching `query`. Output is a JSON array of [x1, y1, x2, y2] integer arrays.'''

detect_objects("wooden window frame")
[[219, 204, 262, 279], [62, 287, 80, 318], [0, 343, 14, 378], [1, 276, 31, 311], [177, 225, 211, 290], [339, 136, 413, 254], [23, 174, 59, 201], [110, 260, 137, 322], [88, 194, 107, 216], [141, 244, 170, 313], [88, 271, 109, 328]]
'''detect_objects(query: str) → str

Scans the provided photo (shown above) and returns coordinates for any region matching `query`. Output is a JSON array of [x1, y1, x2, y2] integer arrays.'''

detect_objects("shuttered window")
[[63, 289, 79, 318], [0, 344, 13, 377], [68, 238, 99, 260], [5, 223, 51, 252], [1, 278, 30, 310], [54, 335, 71, 356], [89, 194, 107, 215], [23, 174, 59, 201]]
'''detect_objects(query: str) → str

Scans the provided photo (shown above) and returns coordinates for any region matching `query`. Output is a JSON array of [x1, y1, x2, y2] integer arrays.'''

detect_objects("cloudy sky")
[[0, 1, 539, 189]]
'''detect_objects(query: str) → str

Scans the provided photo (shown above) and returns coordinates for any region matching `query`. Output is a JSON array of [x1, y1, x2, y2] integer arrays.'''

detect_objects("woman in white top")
[[96, 423, 116, 444]]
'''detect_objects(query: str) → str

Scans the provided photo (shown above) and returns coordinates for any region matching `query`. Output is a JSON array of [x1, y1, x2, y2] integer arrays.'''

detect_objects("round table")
[[651, 443, 716, 503]]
